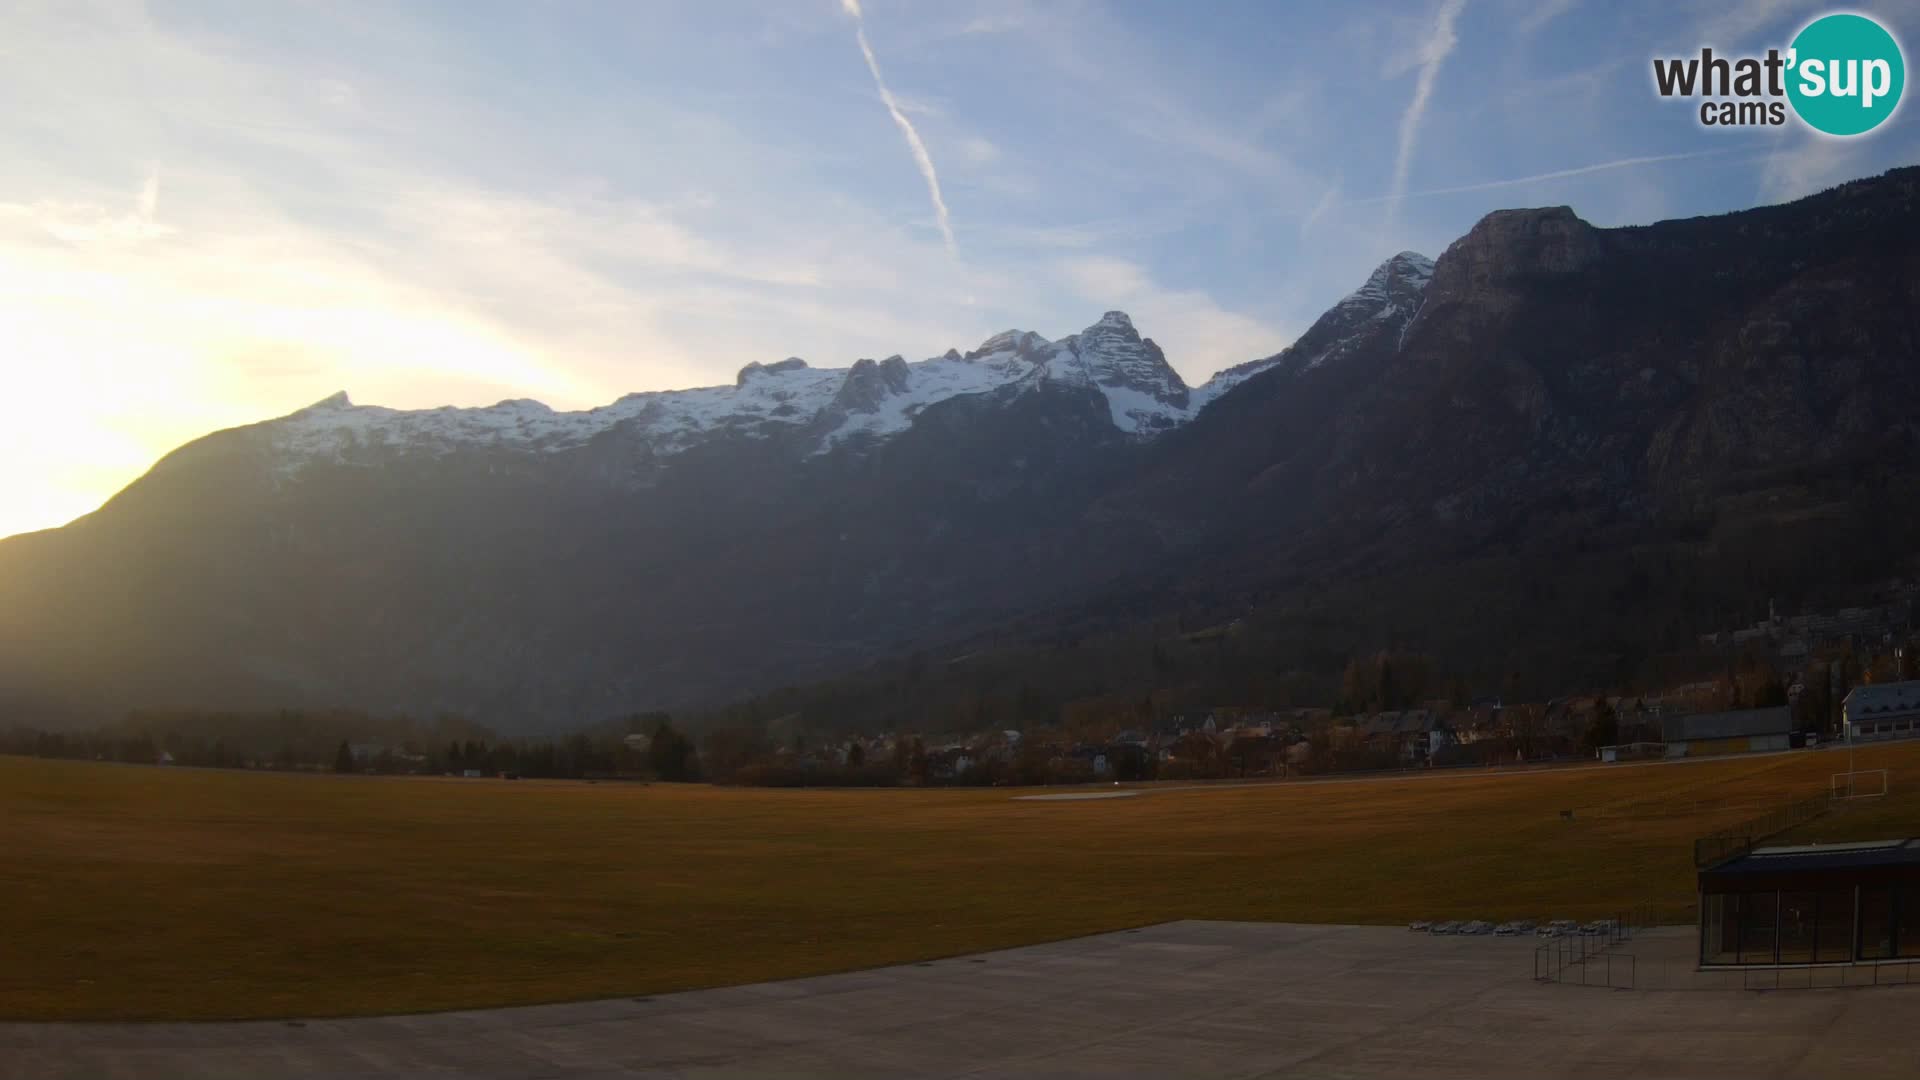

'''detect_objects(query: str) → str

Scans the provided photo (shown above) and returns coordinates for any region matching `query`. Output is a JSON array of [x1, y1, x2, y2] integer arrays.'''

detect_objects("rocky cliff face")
[[1194, 252, 1435, 409], [1032, 311, 1192, 432]]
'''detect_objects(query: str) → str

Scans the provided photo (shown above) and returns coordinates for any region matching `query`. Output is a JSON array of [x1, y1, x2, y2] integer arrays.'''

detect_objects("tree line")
[[1, 709, 705, 783]]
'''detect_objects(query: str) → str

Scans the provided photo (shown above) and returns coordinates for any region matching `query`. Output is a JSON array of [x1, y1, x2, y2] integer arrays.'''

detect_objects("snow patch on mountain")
[[264, 255, 1437, 472], [1185, 251, 1436, 409], [1029, 311, 1193, 433], [815, 329, 1072, 449]]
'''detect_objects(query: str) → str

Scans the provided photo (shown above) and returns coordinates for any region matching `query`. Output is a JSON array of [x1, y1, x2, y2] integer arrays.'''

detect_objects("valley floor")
[[3, 744, 1919, 1021]]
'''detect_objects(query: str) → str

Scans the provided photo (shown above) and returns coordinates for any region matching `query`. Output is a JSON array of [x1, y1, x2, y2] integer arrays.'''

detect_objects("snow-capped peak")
[[736, 357, 810, 386], [1333, 251, 1434, 321], [966, 329, 1051, 362], [1187, 251, 1436, 408], [261, 256, 1437, 475], [1033, 310, 1191, 433], [297, 391, 354, 413]]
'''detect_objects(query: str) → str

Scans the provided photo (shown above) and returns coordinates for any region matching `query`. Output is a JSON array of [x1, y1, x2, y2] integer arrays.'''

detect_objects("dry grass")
[[5, 743, 1918, 1021], [1775, 753, 1920, 845]]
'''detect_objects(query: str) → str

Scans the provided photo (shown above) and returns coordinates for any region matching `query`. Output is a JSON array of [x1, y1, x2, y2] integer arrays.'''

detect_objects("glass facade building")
[[1698, 839, 1920, 967]]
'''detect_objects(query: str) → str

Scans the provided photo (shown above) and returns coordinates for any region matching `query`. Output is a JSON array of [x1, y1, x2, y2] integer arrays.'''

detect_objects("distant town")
[[10, 586, 1920, 788]]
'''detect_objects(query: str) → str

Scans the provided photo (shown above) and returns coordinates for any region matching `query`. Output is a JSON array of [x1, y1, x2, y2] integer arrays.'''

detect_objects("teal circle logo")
[[1787, 13, 1905, 136]]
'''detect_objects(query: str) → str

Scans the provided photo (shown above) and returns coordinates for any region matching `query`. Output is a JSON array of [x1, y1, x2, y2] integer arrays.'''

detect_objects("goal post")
[[1831, 769, 1890, 800]]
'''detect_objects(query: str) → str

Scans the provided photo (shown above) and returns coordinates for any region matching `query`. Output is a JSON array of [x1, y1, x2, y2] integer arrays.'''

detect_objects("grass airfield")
[[5, 742, 1918, 1020]]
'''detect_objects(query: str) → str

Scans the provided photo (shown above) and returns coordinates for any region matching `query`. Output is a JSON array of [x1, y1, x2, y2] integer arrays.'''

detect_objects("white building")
[[1844, 682, 1920, 743]]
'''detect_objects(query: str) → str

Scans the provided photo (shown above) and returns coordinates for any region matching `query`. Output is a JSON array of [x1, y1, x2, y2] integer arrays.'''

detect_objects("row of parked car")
[[1407, 918, 1616, 938]]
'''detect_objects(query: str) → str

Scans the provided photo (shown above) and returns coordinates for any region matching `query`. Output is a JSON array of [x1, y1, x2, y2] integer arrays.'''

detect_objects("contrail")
[[1345, 148, 1733, 206], [1301, 179, 1342, 234], [842, 0, 956, 255], [1387, 0, 1467, 224]]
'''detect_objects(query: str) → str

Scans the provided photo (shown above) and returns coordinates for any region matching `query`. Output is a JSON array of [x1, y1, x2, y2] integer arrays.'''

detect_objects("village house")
[[1844, 681, 1920, 744], [1219, 725, 1287, 776]]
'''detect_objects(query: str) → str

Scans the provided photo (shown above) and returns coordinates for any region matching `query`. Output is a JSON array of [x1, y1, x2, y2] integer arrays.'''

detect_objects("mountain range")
[[4, 167, 1918, 729]]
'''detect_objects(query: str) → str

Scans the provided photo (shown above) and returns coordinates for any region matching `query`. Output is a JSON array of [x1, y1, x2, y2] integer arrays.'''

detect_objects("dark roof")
[[1661, 707, 1791, 742], [1844, 681, 1920, 718], [1699, 838, 1920, 891], [1351, 712, 1399, 736]]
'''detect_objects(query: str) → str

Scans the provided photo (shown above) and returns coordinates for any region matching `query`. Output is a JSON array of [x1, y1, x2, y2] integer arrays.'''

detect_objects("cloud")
[[1, 168, 176, 249], [1058, 256, 1290, 383], [0, 1, 1025, 538], [1386, 0, 1468, 223], [842, 1, 957, 255], [1757, 129, 1868, 205], [1301, 179, 1342, 234], [957, 136, 1000, 165], [961, 13, 1026, 35], [1515, 0, 1577, 36], [137, 170, 159, 219], [1700, 0, 1806, 45], [1346, 149, 1734, 205]]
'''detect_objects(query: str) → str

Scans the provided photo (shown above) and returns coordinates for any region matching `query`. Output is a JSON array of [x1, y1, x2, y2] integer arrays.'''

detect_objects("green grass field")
[[5, 743, 1919, 1021]]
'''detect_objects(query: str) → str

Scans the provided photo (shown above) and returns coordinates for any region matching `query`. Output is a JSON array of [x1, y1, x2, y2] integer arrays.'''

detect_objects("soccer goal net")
[[1831, 769, 1890, 801]]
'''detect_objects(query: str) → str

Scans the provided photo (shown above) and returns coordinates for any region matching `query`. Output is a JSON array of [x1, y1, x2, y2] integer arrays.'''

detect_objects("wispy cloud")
[[841, 0, 957, 256], [1757, 129, 1868, 205], [1058, 256, 1290, 384], [4, 167, 176, 249], [957, 136, 1000, 165], [1700, 0, 1806, 45], [1386, 0, 1468, 223], [1515, 0, 1578, 36], [1301, 179, 1342, 234], [961, 13, 1026, 36], [1347, 148, 1733, 205]]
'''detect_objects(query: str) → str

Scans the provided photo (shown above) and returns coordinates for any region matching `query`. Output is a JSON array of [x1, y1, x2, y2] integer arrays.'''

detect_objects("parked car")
[[1511, 919, 1537, 933], [1431, 920, 1461, 935], [1492, 923, 1517, 936], [1460, 920, 1493, 935], [1408, 920, 1432, 932]]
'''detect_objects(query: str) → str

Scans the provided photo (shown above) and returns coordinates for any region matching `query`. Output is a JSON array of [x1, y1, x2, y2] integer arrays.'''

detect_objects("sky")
[[2, 0, 1918, 539]]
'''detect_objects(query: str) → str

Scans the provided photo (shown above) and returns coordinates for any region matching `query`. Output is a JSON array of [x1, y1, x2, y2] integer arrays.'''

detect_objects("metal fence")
[[1691, 794, 1829, 868], [1531, 910, 1646, 986], [1582, 956, 1920, 991], [1529, 902, 1920, 991], [1533, 934, 1635, 987]]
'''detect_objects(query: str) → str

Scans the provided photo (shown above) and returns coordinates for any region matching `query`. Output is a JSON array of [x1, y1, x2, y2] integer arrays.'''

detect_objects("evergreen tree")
[[648, 720, 697, 781], [1582, 698, 1618, 752], [333, 740, 356, 774]]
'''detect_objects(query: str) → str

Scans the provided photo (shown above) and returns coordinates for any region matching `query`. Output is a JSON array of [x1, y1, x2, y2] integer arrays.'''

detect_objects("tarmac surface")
[[4, 921, 1915, 1078]]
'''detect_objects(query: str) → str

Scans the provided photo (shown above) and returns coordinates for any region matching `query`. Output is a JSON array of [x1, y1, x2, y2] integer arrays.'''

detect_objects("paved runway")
[[4, 921, 1914, 1078]]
